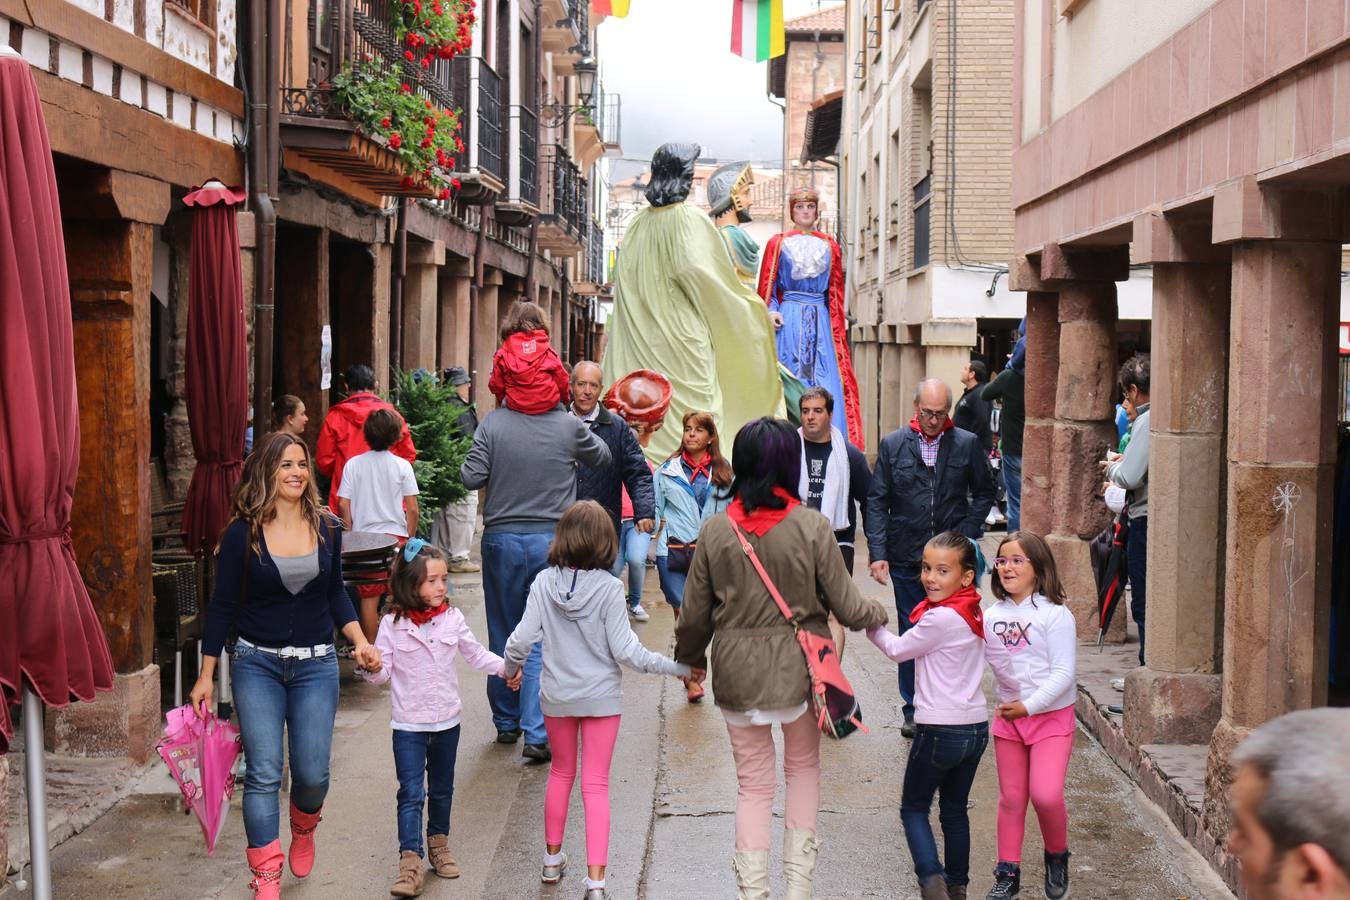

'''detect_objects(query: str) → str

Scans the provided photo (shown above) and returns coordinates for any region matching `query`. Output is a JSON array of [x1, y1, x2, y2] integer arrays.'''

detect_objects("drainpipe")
[[248, 0, 277, 436], [390, 198, 408, 374], [469, 205, 490, 382]]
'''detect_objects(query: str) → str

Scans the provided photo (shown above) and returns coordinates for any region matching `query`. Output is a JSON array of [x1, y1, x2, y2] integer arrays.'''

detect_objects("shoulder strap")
[[726, 519, 797, 627]]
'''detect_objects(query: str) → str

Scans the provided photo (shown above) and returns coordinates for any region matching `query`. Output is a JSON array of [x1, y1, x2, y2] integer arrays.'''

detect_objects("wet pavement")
[[15, 552, 1235, 900]]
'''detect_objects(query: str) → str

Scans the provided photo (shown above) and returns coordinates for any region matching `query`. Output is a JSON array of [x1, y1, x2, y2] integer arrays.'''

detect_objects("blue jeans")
[[231, 642, 340, 848], [1002, 452, 1023, 532], [655, 555, 687, 609], [1127, 514, 1148, 666], [392, 727, 461, 856], [481, 530, 549, 746], [891, 565, 925, 720], [611, 520, 652, 608], [900, 722, 990, 889]]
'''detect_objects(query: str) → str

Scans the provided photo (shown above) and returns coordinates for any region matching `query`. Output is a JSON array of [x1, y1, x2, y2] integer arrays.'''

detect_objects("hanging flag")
[[730, 0, 785, 62], [593, 0, 631, 17]]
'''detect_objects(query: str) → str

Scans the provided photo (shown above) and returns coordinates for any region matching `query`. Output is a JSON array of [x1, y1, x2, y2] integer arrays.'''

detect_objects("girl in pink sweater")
[[361, 539, 521, 897], [867, 532, 1018, 900]]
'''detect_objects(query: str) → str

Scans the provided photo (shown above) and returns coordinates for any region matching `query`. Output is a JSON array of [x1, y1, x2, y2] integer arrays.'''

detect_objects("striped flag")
[[730, 0, 785, 62], [592, 0, 631, 17]]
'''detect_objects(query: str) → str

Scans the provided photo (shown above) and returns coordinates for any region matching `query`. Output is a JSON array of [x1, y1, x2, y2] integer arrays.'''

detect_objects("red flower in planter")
[[401, 175, 415, 190], [405, 50, 415, 61], [451, 178, 462, 189], [389, 132, 403, 149], [420, 57, 431, 68], [420, 136, 433, 148], [381, 117, 391, 129], [438, 187, 451, 200], [400, 83, 412, 93]]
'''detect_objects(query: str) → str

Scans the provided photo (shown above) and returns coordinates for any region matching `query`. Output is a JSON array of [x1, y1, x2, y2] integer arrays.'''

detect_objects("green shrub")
[[391, 371, 473, 536]]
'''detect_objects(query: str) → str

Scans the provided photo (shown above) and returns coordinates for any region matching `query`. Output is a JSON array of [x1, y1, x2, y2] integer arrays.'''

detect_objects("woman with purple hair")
[[674, 417, 887, 898]]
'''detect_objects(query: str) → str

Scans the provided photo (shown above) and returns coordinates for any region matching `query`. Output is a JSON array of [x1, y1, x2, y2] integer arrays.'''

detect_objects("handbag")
[[666, 540, 697, 574], [726, 519, 866, 740]]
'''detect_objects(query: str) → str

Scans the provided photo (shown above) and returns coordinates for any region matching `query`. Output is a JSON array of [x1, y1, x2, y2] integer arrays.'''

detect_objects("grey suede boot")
[[782, 828, 821, 899], [732, 850, 770, 900], [920, 873, 952, 899]]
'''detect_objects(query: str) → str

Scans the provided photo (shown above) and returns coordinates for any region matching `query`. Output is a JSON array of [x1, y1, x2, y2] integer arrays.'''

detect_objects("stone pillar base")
[[0, 755, 9, 879], [1203, 716, 1251, 840], [1123, 668, 1221, 745], [43, 665, 160, 764], [1045, 532, 1127, 643]]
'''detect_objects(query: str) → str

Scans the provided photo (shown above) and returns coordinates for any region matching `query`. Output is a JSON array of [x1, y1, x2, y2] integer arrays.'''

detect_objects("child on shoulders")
[[488, 299, 570, 414]]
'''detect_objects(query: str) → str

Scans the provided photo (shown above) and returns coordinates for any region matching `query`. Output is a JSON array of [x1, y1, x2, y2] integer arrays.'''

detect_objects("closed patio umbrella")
[[180, 180, 248, 558], [0, 43, 116, 899]]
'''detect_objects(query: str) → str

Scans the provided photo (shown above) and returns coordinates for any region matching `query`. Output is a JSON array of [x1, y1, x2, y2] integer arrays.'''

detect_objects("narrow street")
[[31, 556, 1233, 900]]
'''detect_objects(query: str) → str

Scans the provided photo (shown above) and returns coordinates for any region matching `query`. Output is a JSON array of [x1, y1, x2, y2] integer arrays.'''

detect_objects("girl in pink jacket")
[[866, 532, 1018, 900], [362, 539, 520, 897]]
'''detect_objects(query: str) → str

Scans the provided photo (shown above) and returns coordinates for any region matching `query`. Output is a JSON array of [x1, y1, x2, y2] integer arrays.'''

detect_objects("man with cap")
[[431, 366, 481, 573]]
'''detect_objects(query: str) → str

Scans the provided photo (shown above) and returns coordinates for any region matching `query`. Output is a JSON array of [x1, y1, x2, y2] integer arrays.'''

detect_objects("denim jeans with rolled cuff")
[[900, 721, 990, 889]]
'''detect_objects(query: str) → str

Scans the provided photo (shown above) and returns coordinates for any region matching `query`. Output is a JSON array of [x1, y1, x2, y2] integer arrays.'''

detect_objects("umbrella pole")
[[22, 684, 53, 900], [218, 654, 233, 720]]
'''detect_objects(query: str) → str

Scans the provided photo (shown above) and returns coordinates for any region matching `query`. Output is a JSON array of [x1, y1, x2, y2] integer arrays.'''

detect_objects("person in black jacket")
[[865, 378, 996, 736], [953, 358, 993, 454], [570, 362, 656, 611]]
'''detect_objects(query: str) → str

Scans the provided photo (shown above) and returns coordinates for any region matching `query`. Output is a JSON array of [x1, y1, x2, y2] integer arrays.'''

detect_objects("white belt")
[[238, 638, 334, 660]]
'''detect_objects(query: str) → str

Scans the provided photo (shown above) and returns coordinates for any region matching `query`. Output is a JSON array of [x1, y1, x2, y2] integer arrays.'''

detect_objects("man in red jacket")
[[316, 364, 416, 510]]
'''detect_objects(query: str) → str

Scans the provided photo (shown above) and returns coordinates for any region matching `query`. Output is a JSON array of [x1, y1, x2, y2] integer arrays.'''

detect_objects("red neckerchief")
[[404, 602, 451, 627], [909, 416, 954, 439], [909, 584, 984, 638], [727, 487, 800, 536], [681, 451, 712, 483]]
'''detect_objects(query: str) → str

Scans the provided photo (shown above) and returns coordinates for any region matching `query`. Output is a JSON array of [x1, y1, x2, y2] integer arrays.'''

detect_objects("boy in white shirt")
[[338, 407, 420, 640]]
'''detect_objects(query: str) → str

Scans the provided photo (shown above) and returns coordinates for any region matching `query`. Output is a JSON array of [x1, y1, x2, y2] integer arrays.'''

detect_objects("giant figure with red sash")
[[756, 186, 864, 448]]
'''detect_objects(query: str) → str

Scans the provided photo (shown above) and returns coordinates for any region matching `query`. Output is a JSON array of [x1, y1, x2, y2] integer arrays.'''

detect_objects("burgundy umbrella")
[[180, 180, 248, 557], [0, 43, 116, 898]]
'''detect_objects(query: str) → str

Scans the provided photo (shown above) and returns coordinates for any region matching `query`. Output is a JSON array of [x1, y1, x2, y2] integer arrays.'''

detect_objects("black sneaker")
[[496, 728, 523, 744], [1043, 850, 1070, 899], [522, 742, 552, 763], [986, 862, 1020, 898]]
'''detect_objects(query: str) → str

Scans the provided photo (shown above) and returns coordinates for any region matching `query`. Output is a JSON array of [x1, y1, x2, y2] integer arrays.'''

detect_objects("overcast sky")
[[598, 0, 830, 182]]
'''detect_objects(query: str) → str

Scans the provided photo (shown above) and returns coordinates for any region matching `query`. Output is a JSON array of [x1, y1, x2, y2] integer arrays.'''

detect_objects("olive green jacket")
[[674, 506, 888, 712]]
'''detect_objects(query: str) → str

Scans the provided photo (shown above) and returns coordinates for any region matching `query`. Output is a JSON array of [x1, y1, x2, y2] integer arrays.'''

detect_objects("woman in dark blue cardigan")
[[191, 432, 381, 898]]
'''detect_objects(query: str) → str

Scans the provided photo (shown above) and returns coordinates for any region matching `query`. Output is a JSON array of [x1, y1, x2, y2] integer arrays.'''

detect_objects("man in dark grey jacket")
[[865, 378, 995, 735], [461, 403, 610, 761], [570, 362, 654, 541]]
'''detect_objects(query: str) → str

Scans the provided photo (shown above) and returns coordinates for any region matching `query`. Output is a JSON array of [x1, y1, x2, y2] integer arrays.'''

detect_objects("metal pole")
[[23, 684, 52, 900], [218, 654, 233, 720]]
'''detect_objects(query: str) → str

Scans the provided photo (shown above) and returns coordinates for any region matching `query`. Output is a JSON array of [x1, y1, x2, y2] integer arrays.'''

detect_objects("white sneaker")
[[541, 851, 567, 884], [629, 604, 650, 622], [1110, 677, 1125, 692], [986, 505, 1006, 526]]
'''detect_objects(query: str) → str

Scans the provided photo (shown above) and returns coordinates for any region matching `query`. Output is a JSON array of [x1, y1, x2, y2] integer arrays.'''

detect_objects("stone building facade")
[[1012, 0, 1350, 888]]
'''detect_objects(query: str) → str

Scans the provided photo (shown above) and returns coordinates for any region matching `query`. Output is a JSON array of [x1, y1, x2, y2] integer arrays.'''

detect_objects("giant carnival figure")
[[757, 186, 864, 447], [705, 161, 759, 289], [601, 143, 784, 462]]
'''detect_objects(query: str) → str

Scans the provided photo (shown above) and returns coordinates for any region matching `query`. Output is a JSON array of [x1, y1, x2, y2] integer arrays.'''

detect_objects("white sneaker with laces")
[[629, 604, 650, 622]]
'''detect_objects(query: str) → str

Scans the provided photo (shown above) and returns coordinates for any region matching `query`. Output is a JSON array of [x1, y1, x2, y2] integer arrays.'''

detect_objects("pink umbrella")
[[156, 704, 242, 854]]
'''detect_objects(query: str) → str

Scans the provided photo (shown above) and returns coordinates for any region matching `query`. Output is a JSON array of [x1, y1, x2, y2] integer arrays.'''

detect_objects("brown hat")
[[603, 369, 673, 428]]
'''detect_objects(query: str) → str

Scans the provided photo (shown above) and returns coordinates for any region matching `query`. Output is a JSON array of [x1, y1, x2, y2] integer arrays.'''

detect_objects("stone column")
[[401, 240, 445, 372], [439, 259, 473, 371], [52, 170, 170, 763], [1020, 290, 1060, 536], [371, 242, 393, 380], [1204, 239, 1338, 828], [1123, 229, 1230, 744], [472, 269, 504, 412]]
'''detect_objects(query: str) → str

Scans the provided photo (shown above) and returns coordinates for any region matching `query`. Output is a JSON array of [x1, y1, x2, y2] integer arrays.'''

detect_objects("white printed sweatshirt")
[[983, 593, 1078, 716]]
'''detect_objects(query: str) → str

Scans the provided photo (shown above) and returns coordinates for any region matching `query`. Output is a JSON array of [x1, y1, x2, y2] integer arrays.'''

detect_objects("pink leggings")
[[543, 714, 621, 867], [993, 734, 1072, 861], [725, 713, 821, 852]]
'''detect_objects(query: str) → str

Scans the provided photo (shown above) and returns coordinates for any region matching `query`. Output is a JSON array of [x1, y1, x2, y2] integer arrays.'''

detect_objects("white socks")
[[586, 877, 607, 890], [544, 851, 564, 866]]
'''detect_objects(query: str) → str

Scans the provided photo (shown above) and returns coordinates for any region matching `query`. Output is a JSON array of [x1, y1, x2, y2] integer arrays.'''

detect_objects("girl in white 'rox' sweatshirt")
[[983, 530, 1079, 900]]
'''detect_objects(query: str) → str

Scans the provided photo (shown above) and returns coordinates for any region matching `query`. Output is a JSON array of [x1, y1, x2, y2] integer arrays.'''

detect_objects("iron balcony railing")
[[471, 59, 505, 182], [585, 83, 621, 149], [563, 0, 589, 43], [519, 106, 540, 206], [585, 219, 605, 285], [540, 144, 588, 237]]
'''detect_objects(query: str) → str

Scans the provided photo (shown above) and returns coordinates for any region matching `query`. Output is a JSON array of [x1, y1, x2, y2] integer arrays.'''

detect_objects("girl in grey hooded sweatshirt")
[[503, 501, 690, 900]]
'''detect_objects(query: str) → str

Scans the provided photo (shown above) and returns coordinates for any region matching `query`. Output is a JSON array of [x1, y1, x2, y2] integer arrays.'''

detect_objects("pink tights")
[[725, 713, 821, 852], [993, 734, 1072, 861], [543, 714, 621, 867]]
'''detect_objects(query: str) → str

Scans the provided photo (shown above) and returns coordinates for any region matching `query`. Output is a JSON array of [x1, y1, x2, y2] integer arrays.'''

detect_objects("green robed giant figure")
[[602, 143, 785, 462]]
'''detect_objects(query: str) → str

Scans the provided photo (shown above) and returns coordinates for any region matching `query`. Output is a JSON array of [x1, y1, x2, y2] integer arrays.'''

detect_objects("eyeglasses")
[[403, 537, 429, 563], [917, 408, 948, 421], [993, 555, 1029, 569]]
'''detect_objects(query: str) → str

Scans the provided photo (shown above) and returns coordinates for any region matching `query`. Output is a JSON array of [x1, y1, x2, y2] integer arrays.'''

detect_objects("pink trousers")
[[543, 714, 621, 867], [725, 713, 821, 852], [993, 733, 1072, 861]]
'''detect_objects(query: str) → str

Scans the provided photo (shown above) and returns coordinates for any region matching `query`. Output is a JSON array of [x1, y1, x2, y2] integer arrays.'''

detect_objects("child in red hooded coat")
[[488, 300, 571, 414]]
